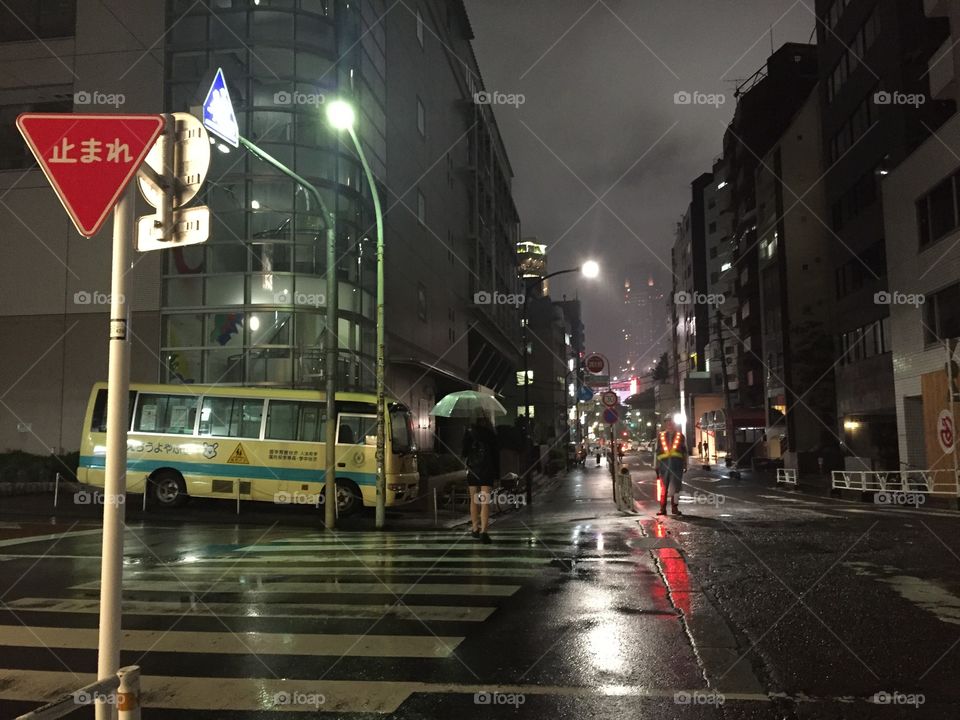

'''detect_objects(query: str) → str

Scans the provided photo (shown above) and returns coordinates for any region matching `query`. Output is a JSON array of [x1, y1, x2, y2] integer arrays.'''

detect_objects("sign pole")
[[96, 186, 134, 720]]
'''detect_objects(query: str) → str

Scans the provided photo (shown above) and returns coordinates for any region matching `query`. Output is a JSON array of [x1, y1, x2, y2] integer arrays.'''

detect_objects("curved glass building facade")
[[162, 0, 385, 390]]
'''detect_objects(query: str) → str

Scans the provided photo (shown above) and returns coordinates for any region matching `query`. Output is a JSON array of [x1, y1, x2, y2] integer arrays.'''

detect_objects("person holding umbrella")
[[429, 390, 506, 544], [462, 414, 499, 543]]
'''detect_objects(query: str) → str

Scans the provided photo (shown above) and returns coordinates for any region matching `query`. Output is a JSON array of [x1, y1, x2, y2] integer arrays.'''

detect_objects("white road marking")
[[0, 624, 462, 658], [0, 669, 775, 714], [125, 565, 542, 578], [0, 528, 103, 548], [71, 579, 521, 596], [233, 543, 564, 552], [846, 562, 960, 626], [0, 554, 555, 564], [6, 597, 496, 622]]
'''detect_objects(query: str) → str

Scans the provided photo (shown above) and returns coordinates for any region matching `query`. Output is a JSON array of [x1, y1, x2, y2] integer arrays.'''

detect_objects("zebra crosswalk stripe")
[[0, 625, 462, 658], [6, 597, 496, 621]]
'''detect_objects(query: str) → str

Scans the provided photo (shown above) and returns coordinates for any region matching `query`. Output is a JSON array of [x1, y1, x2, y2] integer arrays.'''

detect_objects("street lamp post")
[[521, 260, 599, 499], [237, 136, 339, 530], [327, 99, 388, 529]]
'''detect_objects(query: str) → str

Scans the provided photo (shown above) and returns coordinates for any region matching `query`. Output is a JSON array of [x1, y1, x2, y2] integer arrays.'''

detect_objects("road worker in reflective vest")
[[656, 416, 688, 516]]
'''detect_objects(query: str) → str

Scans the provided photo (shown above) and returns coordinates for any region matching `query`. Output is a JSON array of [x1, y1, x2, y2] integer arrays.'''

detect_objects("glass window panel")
[[251, 110, 295, 142], [210, 11, 247, 44], [296, 14, 335, 48], [205, 348, 245, 383], [301, 0, 332, 15], [163, 314, 204, 347], [294, 146, 332, 179], [211, 47, 247, 76], [164, 245, 207, 276], [247, 348, 294, 383], [207, 312, 245, 347], [165, 350, 202, 384], [252, 47, 295, 77], [251, 242, 293, 272], [251, 10, 294, 40], [251, 212, 294, 240], [171, 51, 207, 80], [208, 244, 249, 274], [297, 50, 335, 80], [170, 15, 206, 45], [294, 243, 321, 274], [250, 274, 293, 304], [929, 177, 956, 241], [199, 396, 264, 437], [251, 180, 295, 213], [250, 311, 292, 345], [206, 275, 245, 306], [296, 312, 325, 348], [163, 277, 203, 307], [210, 211, 247, 243]]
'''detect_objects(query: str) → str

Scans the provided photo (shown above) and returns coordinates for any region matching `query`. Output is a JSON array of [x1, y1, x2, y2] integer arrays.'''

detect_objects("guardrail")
[[776, 468, 797, 486], [831, 469, 959, 495], [16, 666, 141, 720]]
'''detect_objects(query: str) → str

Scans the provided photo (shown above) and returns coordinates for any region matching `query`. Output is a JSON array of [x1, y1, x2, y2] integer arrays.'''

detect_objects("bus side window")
[[266, 401, 326, 442], [135, 394, 198, 435], [91, 390, 138, 433], [338, 415, 376, 445], [200, 397, 263, 438]]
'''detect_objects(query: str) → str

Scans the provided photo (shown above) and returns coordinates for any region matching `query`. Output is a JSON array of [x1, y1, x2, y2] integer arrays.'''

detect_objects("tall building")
[[0, 0, 521, 453], [884, 0, 960, 472], [755, 85, 836, 469], [815, 0, 952, 468], [621, 274, 666, 380], [670, 173, 723, 452], [717, 42, 818, 462], [517, 238, 547, 296]]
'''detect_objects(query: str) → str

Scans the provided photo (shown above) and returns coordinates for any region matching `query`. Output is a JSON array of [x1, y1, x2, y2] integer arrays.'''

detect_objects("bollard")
[[53, 472, 60, 508], [432, 487, 438, 527], [142, 481, 148, 512], [236, 479, 240, 515], [116, 665, 141, 720]]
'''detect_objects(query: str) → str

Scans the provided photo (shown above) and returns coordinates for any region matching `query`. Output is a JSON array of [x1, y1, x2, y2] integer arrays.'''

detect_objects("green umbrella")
[[429, 390, 507, 418]]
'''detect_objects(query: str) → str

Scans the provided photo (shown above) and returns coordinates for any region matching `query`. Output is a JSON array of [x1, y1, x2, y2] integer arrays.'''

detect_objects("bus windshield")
[[390, 405, 416, 454]]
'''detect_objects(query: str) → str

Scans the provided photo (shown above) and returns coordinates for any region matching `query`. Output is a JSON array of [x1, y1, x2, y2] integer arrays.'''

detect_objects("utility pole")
[[715, 307, 733, 460]]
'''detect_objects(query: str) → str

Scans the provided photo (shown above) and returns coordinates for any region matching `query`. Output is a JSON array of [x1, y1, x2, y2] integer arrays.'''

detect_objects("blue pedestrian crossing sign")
[[578, 385, 594, 402], [202, 67, 239, 148]]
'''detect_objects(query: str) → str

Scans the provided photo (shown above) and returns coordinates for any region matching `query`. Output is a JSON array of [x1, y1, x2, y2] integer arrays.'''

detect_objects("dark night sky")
[[464, 0, 814, 373]]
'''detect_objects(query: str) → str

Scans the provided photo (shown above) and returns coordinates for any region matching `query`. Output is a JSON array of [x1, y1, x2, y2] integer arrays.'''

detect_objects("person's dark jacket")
[[462, 424, 500, 485]]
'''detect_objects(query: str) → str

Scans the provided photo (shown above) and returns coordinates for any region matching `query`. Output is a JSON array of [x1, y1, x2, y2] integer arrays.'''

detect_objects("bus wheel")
[[151, 471, 188, 508], [335, 479, 362, 517]]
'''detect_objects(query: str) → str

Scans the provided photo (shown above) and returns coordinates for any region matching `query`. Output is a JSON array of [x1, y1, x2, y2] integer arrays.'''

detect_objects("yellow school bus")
[[77, 382, 419, 515]]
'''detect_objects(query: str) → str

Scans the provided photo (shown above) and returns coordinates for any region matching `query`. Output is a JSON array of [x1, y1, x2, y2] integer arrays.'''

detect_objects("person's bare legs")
[[479, 485, 492, 532], [469, 485, 480, 532]]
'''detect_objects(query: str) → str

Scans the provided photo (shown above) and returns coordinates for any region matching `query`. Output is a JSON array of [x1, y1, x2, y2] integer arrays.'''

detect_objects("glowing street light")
[[326, 97, 388, 528]]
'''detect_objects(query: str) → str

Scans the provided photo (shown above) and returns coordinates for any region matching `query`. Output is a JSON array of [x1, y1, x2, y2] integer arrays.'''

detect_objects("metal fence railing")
[[831, 469, 959, 495], [15, 666, 141, 720]]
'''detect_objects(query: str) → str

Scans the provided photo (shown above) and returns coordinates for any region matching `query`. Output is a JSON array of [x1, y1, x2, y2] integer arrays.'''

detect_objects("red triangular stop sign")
[[16, 113, 164, 237]]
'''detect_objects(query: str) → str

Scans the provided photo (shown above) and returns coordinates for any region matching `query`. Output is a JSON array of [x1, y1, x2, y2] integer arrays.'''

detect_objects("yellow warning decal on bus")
[[227, 443, 249, 464]]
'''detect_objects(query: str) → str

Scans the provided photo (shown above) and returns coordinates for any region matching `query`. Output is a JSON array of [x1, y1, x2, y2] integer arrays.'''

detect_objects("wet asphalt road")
[[0, 455, 959, 718]]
